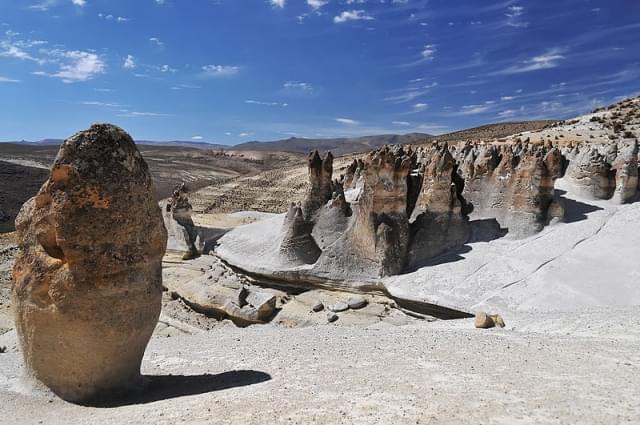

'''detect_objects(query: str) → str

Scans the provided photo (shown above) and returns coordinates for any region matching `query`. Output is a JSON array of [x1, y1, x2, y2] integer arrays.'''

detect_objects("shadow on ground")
[[404, 218, 507, 273], [554, 190, 604, 223], [89, 370, 271, 408]]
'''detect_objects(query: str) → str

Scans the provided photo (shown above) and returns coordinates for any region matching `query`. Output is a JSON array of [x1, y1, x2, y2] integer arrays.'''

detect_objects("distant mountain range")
[[1, 121, 558, 155], [2, 133, 432, 155]]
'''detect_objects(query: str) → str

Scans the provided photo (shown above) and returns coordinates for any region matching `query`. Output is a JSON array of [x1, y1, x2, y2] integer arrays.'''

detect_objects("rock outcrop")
[[313, 146, 414, 278], [458, 142, 565, 237], [565, 147, 615, 200], [279, 203, 321, 265], [611, 141, 638, 203], [12, 124, 166, 403], [408, 143, 471, 268], [301, 151, 333, 221], [162, 183, 199, 259]]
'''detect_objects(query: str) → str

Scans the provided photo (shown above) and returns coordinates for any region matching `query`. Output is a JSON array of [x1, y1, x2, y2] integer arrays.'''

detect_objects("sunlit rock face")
[[407, 143, 471, 270], [563, 141, 638, 204], [12, 123, 166, 403], [457, 142, 565, 237], [311, 146, 415, 279], [162, 182, 199, 258], [301, 150, 334, 221]]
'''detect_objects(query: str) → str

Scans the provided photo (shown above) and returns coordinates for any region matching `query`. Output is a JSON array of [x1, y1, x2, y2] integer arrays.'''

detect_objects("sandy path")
[[1, 308, 639, 424]]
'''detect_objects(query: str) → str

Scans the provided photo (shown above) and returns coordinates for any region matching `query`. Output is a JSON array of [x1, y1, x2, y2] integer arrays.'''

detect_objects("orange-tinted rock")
[[12, 123, 166, 403]]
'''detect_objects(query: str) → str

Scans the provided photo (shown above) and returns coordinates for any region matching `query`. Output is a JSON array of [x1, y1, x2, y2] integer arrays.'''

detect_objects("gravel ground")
[[1, 308, 639, 424]]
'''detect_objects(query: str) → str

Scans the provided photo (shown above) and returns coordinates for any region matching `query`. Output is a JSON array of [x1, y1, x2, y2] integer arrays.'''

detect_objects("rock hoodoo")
[[457, 142, 565, 237], [301, 150, 334, 221], [162, 182, 199, 259], [12, 123, 166, 403]]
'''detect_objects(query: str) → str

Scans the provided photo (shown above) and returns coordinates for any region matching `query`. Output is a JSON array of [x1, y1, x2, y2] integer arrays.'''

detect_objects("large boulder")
[[12, 124, 166, 403], [564, 146, 615, 200], [611, 141, 638, 203]]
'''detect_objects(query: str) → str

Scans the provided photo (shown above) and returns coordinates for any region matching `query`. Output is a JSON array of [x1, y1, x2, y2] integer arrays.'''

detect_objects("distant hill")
[[426, 121, 556, 144], [232, 133, 432, 155]]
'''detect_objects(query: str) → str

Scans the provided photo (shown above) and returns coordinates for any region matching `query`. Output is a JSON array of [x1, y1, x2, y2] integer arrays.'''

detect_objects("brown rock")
[[301, 151, 334, 221], [12, 124, 166, 403], [474, 312, 495, 329]]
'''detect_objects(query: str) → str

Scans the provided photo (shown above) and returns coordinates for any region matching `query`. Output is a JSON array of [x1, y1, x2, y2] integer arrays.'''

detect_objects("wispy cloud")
[[116, 110, 173, 118], [71, 0, 86, 6], [270, 0, 285, 8], [0, 75, 20, 83], [245, 99, 288, 107], [505, 5, 528, 28], [392, 121, 410, 126], [283, 81, 314, 94], [496, 49, 565, 75], [336, 117, 359, 125], [149, 37, 164, 48], [201, 64, 240, 77], [421, 44, 437, 61], [170, 84, 201, 90], [334, 10, 374, 24]]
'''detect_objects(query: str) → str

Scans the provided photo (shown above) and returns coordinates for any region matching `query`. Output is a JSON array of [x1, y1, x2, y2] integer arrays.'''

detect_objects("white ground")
[[1, 308, 639, 424]]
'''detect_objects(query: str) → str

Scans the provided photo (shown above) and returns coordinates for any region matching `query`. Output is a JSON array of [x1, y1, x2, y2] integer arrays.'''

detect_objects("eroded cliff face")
[[563, 141, 638, 204], [457, 142, 565, 237], [301, 151, 334, 221], [408, 143, 471, 269]]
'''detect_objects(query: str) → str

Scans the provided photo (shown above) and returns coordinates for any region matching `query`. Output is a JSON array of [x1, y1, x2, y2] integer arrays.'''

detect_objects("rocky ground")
[[0, 307, 638, 424]]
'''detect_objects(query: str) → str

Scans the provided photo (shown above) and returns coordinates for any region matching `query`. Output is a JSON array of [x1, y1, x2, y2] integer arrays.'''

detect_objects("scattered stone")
[[12, 123, 166, 403], [347, 297, 368, 310], [326, 311, 339, 323], [312, 301, 324, 312], [492, 314, 506, 328], [474, 312, 495, 329], [474, 312, 506, 329], [328, 302, 349, 313]]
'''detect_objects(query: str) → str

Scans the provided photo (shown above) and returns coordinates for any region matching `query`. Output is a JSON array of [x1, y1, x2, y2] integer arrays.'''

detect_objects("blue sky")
[[0, 0, 639, 144]]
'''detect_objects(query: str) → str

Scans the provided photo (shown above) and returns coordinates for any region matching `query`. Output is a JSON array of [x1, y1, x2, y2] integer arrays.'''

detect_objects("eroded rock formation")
[[12, 124, 166, 403], [408, 143, 471, 269], [162, 183, 199, 259], [458, 142, 565, 237], [301, 151, 333, 221]]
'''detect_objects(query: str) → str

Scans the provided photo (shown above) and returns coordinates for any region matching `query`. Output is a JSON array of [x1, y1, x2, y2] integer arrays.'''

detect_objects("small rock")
[[328, 302, 349, 312], [491, 314, 506, 328], [474, 311, 495, 329], [347, 297, 367, 310], [327, 311, 339, 323], [312, 301, 324, 312]]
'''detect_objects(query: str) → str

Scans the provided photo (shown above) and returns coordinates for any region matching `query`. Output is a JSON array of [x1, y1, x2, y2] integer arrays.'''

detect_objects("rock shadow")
[[554, 190, 604, 224], [86, 370, 271, 408], [403, 218, 507, 273]]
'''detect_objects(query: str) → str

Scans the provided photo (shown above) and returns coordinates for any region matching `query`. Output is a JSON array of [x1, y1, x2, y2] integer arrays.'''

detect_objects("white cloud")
[[34, 50, 105, 83], [170, 84, 200, 90], [239, 132, 252, 137], [307, 0, 328, 10], [123, 54, 135, 69], [392, 121, 410, 126], [71, 0, 86, 6], [158, 64, 176, 73], [270, 0, 286, 8], [497, 49, 565, 74], [116, 17, 129, 23], [155, 0, 165, 4], [192, 136, 203, 140], [149, 37, 164, 48], [0, 75, 20, 83], [333, 10, 374, 24], [82, 101, 124, 108], [201, 64, 240, 77], [505, 5, 528, 28], [414, 103, 428, 110], [283, 81, 313, 94], [500, 95, 516, 101], [421, 44, 436, 60], [245, 100, 288, 107], [459, 104, 490, 115], [336, 117, 359, 125], [116, 110, 172, 117]]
